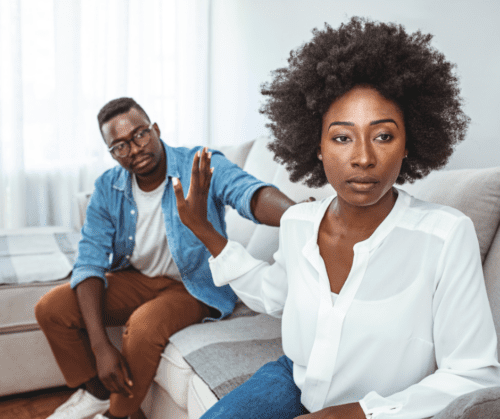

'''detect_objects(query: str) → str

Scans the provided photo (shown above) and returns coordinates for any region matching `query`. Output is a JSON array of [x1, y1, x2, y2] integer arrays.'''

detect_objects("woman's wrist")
[[191, 222, 228, 258]]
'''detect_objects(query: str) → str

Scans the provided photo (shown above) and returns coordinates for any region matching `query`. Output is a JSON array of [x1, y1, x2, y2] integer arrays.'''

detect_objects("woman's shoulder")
[[282, 195, 335, 223], [398, 189, 471, 237]]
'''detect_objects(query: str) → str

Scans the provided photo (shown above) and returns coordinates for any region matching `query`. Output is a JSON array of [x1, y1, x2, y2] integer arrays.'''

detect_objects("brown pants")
[[35, 269, 212, 417]]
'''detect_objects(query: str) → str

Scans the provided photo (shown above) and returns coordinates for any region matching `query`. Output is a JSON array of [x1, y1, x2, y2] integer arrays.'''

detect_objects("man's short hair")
[[97, 97, 150, 132]]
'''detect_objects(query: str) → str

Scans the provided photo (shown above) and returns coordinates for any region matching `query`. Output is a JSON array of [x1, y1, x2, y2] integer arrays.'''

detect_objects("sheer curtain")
[[0, 0, 209, 229]]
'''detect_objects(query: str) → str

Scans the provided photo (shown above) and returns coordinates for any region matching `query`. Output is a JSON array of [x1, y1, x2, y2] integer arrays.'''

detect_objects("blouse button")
[[126, 255, 130, 259], [128, 236, 133, 240], [131, 210, 135, 215]]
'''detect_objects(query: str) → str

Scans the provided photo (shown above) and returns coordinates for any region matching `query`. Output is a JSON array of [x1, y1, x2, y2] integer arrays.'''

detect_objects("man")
[[35, 97, 295, 419]]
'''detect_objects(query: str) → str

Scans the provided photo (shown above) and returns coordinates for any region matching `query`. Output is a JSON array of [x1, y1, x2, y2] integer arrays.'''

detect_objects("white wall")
[[209, 0, 500, 171]]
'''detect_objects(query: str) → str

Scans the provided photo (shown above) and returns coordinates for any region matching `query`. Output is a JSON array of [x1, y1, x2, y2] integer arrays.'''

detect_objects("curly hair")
[[260, 17, 470, 187], [97, 97, 150, 133]]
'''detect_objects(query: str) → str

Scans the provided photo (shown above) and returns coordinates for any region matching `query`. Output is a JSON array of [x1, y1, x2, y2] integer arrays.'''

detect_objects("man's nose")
[[129, 139, 142, 156]]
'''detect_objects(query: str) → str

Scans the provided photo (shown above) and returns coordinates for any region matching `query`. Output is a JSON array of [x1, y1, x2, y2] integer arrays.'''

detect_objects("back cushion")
[[399, 167, 500, 263], [224, 137, 280, 251], [224, 136, 336, 263]]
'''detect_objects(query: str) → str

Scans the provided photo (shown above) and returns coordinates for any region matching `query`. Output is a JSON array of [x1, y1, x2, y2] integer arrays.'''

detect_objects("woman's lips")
[[346, 176, 379, 192]]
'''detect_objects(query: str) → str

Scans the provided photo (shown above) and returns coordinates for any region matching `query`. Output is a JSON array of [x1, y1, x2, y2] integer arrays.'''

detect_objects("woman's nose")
[[351, 139, 376, 169]]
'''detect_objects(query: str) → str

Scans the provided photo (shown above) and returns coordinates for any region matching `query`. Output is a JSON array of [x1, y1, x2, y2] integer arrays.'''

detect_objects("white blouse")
[[209, 189, 500, 419]]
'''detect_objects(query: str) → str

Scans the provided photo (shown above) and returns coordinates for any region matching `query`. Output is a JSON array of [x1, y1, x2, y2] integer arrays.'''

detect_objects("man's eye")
[[116, 143, 126, 150], [334, 136, 349, 143], [135, 128, 148, 139]]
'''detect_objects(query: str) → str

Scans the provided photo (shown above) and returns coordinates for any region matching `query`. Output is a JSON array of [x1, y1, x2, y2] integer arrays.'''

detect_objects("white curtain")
[[0, 0, 210, 229]]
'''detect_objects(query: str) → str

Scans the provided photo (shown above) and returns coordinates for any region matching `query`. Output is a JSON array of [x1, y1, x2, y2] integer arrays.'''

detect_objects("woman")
[[172, 17, 500, 419]]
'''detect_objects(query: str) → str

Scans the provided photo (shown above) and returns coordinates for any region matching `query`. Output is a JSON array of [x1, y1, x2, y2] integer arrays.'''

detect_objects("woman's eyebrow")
[[328, 119, 399, 130], [328, 121, 355, 129], [370, 119, 398, 127]]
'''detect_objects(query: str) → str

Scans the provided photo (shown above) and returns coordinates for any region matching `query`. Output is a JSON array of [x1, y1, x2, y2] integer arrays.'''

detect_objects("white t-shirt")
[[209, 189, 500, 418], [130, 175, 182, 280]]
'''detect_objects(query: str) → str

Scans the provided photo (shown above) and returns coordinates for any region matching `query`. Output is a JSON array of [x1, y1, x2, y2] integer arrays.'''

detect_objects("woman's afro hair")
[[260, 17, 470, 187]]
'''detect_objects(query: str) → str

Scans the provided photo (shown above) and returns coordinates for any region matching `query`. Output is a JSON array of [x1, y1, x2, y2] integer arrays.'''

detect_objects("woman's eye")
[[334, 135, 350, 143], [376, 133, 392, 142]]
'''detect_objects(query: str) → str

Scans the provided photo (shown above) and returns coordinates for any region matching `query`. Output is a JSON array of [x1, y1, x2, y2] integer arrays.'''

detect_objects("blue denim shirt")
[[71, 141, 273, 319]]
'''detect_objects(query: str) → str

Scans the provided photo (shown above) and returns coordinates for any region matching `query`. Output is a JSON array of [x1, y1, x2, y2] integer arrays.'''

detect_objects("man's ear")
[[153, 122, 161, 137]]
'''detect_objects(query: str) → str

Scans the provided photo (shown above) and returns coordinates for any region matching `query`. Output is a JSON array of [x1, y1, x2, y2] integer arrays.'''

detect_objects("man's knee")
[[34, 283, 77, 328]]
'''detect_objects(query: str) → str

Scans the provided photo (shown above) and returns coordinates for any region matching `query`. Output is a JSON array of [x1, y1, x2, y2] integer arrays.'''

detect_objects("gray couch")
[[1, 136, 499, 419]]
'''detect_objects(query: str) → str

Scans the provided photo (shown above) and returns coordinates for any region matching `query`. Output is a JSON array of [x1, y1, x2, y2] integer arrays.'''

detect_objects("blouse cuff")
[[208, 240, 263, 287], [359, 392, 402, 418]]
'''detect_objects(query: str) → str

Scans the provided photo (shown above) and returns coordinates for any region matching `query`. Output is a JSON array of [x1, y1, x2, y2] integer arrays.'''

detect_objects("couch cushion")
[[0, 229, 79, 285], [225, 136, 281, 251], [169, 304, 282, 400], [187, 375, 218, 419], [482, 227, 500, 359], [154, 343, 194, 410], [217, 140, 254, 171], [399, 167, 500, 263], [432, 387, 500, 419]]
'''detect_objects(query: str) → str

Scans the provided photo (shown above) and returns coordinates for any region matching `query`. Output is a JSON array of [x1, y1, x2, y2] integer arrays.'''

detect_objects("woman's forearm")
[[190, 221, 228, 258]]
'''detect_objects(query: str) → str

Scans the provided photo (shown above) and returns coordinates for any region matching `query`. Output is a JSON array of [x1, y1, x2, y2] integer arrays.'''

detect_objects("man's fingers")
[[104, 375, 120, 395], [120, 358, 134, 393]]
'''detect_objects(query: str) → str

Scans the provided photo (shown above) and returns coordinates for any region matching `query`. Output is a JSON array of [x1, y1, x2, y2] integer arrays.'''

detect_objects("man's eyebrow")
[[328, 121, 355, 129], [110, 126, 145, 145], [370, 119, 398, 128]]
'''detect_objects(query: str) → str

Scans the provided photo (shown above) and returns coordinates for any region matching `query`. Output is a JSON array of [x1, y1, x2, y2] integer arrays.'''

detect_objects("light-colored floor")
[[0, 387, 146, 419]]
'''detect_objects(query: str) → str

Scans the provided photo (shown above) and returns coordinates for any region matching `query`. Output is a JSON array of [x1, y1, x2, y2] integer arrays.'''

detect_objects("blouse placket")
[[300, 191, 408, 411]]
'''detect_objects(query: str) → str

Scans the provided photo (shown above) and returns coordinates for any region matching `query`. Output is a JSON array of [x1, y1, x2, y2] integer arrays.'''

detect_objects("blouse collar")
[[302, 188, 411, 267]]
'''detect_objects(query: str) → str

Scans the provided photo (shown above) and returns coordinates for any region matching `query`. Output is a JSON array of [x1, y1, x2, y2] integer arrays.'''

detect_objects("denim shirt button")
[[130, 210, 135, 215], [128, 236, 133, 240], [126, 255, 130, 259]]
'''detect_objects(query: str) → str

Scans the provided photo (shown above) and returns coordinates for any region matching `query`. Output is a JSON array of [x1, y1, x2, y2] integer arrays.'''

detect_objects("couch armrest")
[[73, 190, 93, 231]]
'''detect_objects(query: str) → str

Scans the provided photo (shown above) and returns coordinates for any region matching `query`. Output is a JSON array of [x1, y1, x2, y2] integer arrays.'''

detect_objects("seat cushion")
[[432, 387, 500, 419], [154, 343, 194, 410], [167, 302, 282, 401]]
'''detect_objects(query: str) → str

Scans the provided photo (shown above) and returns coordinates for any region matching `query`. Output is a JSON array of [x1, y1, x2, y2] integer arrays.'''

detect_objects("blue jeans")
[[201, 355, 309, 419]]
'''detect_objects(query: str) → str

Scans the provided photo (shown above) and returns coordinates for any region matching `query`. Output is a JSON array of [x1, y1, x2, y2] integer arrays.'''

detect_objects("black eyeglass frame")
[[108, 123, 155, 158]]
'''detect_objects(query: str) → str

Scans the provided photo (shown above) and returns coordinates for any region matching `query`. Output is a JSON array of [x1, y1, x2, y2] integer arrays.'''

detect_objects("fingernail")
[[211, 167, 214, 173], [208, 152, 212, 158], [198, 150, 201, 157], [172, 177, 178, 186]]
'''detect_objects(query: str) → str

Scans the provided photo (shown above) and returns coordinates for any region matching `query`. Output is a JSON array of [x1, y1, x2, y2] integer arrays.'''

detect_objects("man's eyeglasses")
[[108, 123, 155, 158]]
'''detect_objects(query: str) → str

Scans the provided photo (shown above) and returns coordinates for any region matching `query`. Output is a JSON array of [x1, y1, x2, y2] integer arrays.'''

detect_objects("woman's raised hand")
[[172, 147, 214, 233], [172, 147, 228, 257]]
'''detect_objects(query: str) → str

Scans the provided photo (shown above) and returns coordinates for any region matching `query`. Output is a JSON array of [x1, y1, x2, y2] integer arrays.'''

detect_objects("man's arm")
[[250, 186, 296, 227], [76, 277, 134, 398]]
